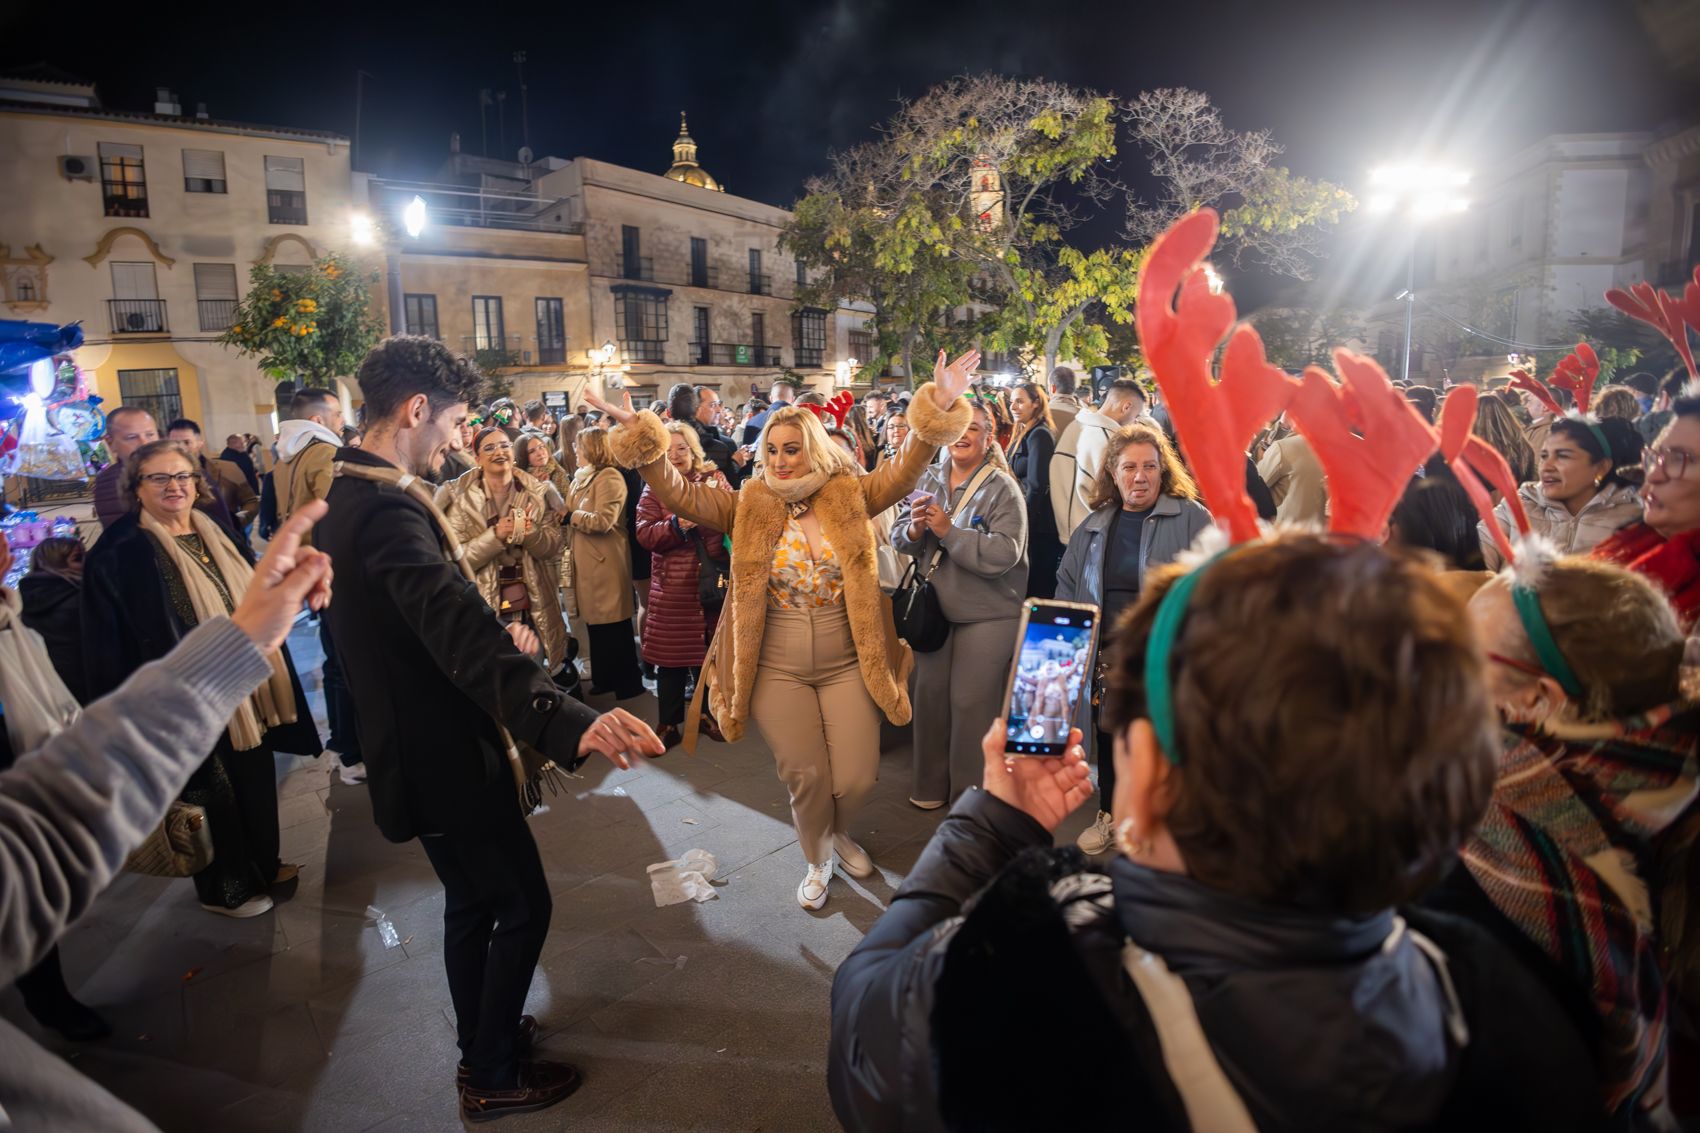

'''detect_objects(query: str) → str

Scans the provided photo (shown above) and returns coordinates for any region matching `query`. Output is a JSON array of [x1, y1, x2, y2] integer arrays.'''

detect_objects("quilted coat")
[[608, 382, 971, 742], [636, 470, 732, 668]]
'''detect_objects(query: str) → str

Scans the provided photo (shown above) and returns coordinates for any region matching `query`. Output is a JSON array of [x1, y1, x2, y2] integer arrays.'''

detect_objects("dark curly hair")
[[355, 336, 484, 422]]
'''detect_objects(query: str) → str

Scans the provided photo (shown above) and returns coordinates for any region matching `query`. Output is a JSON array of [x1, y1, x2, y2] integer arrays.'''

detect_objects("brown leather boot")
[[458, 1059, 582, 1123]]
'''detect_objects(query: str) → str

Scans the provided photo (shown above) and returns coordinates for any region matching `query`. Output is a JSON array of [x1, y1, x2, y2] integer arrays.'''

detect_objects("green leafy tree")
[[1249, 304, 1369, 372], [220, 253, 384, 383]]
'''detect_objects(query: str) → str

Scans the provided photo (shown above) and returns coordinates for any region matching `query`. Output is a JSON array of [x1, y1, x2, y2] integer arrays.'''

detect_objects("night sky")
[[5, 1, 1687, 264]]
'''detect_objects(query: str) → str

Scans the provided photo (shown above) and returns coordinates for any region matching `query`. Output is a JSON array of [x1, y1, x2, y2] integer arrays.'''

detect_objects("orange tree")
[[219, 253, 384, 383]]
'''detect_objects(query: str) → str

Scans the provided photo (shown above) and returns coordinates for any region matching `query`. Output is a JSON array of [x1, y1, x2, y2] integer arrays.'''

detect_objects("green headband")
[[1511, 584, 1584, 699], [1142, 552, 1229, 764], [1561, 414, 1612, 464]]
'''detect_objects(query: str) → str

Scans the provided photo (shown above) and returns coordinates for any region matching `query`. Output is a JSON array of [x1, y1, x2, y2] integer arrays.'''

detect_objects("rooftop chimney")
[[195, 101, 209, 119], [153, 87, 181, 116]]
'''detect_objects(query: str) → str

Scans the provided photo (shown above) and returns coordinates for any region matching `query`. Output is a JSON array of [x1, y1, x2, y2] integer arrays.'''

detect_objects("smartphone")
[[1000, 599, 1101, 757], [905, 489, 934, 508]]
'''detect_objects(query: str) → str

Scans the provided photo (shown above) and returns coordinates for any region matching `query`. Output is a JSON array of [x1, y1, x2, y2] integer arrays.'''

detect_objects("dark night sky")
[[5, 0, 1688, 290]]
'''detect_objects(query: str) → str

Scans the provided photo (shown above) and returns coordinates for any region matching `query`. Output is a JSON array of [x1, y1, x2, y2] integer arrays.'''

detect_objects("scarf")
[[0, 587, 80, 754], [756, 465, 832, 507], [1463, 709, 1700, 1116], [138, 508, 296, 751], [1594, 523, 1700, 632]]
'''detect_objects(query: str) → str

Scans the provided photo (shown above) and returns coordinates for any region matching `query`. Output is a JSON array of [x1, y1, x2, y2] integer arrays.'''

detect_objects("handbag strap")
[[919, 460, 999, 579]]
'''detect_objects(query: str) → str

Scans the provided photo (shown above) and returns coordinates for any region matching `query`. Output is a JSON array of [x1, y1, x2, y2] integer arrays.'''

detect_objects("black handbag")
[[892, 463, 997, 653], [695, 532, 729, 612]]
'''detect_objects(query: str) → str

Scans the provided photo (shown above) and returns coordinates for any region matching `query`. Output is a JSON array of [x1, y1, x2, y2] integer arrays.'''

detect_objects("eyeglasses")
[[1642, 446, 1695, 479], [479, 441, 514, 454], [140, 472, 199, 487], [1487, 651, 1546, 679]]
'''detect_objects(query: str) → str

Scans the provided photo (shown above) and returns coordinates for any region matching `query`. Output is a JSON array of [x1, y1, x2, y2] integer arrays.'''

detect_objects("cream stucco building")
[[0, 71, 360, 445]]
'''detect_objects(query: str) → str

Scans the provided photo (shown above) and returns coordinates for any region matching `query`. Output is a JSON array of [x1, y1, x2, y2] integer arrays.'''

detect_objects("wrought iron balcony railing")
[[108, 299, 168, 334]]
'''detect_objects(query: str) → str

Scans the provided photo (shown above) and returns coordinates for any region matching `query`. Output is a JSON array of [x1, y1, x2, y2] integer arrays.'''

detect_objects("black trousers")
[[319, 617, 361, 766], [656, 665, 699, 726], [586, 618, 643, 698], [1096, 727, 1115, 814], [1026, 531, 1064, 600], [181, 740, 281, 909], [418, 809, 552, 1091]]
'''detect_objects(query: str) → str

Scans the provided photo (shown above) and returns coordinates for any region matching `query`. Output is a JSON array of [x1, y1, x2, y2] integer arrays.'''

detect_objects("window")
[[194, 263, 238, 331], [1504, 196, 1524, 250], [404, 293, 439, 339], [99, 142, 147, 217], [118, 368, 183, 425], [690, 237, 709, 287], [621, 225, 648, 280], [182, 148, 227, 193], [751, 312, 765, 349], [848, 329, 873, 363], [535, 297, 565, 364], [264, 156, 307, 224], [109, 261, 164, 332], [792, 308, 826, 368], [691, 306, 710, 364], [471, 296, 506, 350], [748, 248, 766, 294], [613, 285, 669, 364], [795, 259, 808, 286]]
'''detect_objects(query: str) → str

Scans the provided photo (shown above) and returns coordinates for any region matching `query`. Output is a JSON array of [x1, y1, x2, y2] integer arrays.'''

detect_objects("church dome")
[[663, 112, 724, 192]]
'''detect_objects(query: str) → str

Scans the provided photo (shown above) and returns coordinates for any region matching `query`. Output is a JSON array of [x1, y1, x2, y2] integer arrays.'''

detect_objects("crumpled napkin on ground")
[[647, 848, 719, 906]]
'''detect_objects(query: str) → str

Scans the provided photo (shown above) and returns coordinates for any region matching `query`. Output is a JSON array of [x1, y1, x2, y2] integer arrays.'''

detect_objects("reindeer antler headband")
[[1607, 266, 1700, 383], [800, 390, 855, 430]]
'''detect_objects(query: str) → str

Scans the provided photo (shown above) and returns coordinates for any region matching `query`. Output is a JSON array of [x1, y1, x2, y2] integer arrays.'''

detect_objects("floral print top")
[[767, 514, 844, 608]]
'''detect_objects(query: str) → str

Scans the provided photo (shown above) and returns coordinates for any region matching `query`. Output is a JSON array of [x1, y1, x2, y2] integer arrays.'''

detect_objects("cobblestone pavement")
[[1, 617, 1099, 1131]]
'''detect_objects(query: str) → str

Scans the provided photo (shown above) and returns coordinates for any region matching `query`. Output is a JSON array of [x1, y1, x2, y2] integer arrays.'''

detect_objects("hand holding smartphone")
[[1000, 599, 1100, 757]]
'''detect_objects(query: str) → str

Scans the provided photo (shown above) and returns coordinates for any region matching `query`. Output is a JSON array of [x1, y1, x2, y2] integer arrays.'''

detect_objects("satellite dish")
[[518, 146, 534, 165]]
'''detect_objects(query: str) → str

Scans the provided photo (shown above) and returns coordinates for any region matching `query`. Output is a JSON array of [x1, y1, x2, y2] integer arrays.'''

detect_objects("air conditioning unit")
[[59, 155, 96, 181]]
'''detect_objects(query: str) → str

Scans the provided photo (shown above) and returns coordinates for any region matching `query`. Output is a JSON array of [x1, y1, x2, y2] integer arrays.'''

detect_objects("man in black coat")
[[219, 433, 261, 492], [316, 336, 663, 1124], [685, 384, 748, 486]]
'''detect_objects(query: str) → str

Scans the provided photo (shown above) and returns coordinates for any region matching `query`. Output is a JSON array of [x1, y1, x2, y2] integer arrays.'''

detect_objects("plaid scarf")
[[1463, 707, 1700, 1116]]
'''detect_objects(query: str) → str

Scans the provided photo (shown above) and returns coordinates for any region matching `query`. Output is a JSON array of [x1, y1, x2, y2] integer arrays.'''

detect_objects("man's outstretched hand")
[[231, 499, 334, 651], [577, 707, 665, 770]]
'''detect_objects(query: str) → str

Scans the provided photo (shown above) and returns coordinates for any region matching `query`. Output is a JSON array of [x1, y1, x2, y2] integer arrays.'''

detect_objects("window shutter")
[[194, 263, 238, 300], [182, 148, 225, 181], [264, 156, 305, 191], [99, 142, 142, 161]]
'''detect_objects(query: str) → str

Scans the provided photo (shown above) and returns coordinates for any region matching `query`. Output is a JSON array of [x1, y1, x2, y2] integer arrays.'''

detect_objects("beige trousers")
[[749, 603, 883, 866]]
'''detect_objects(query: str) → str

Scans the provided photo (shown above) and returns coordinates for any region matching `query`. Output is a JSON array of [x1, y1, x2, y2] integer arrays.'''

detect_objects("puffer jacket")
[[829, 790, 1602, 1133], [438, 466, 569, 669], [636, 470, 730, 669], [1479, 480, 1642, 570]]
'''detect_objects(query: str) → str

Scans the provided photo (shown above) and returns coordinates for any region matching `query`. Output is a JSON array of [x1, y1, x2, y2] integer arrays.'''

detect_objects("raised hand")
[[577, 706, 666, 770], [931, 349, 982, 408], [580, 389, 637, 427], [232, 500, 335, 650], [980, 719, 1093, 832]]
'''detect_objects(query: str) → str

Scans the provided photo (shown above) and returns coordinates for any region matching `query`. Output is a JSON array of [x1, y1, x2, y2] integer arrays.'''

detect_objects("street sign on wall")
[[542, 390, 568, 409]]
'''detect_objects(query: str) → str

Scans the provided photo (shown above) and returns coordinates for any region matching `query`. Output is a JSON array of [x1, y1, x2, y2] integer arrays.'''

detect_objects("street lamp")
[[590, 340, 620, 400], [403, 195, 428, 239], [1366, 163, 1470, 381], [834, 357, 860, 386]]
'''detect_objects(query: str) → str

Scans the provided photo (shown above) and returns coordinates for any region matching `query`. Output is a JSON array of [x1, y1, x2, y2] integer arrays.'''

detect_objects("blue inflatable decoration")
[[0, 320, 83, 388]]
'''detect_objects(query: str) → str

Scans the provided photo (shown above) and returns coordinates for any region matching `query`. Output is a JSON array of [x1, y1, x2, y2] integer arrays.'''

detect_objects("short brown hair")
[[1100, 534, 1497, 914], [1593, 385, 1639, 422], [576, 426, 614, 470], [120, 440, 213, 511], [1086, 423, 1198, 511], [1485, 558, 1682, 721]]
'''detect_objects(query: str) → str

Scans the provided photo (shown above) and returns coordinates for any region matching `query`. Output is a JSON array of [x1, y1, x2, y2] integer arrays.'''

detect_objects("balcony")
[[617, 255, 655, 282], [748, 272, 773, 296], [460, 334, 524, 370], [536, 339, 566, 365], [687, 264, 720, 289], [619, 340, 668, 365], [198, 299, 236, 332], [268, 190, 308, 225], [107, 299, 168, 334], [368, 177, 584, 234], [703, 342, 782, 367]]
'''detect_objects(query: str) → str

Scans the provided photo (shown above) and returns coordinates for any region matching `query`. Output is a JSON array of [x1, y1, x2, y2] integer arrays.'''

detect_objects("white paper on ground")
[[647, 848, 720, 906]]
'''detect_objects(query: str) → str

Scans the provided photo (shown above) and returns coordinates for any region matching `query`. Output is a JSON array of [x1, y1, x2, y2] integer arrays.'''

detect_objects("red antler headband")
[[801, 390, 854, 429], [1606, 266, 1700, 383], [1507, 369, 1564, 419], [1437, 386, 1530, 566], [1548, 342, 1600, 415], [1135, 208, 1300, 543]]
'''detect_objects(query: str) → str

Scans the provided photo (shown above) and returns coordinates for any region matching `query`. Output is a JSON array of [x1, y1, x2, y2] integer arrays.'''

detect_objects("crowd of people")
[[2, 225, 1699, 1127]]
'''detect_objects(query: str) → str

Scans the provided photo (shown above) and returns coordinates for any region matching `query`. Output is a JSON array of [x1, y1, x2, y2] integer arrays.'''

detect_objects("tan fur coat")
[[608, 383, 971, 741], [438, 466, 569, 669]]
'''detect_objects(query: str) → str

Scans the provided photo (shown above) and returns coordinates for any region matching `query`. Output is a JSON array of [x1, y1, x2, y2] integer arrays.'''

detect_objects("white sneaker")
[[201, 894, 274, 918], [833, 834, 874, 879], [797, 860, 833, 909], [338, 761, 368, 785], [908, 797, 945, 811], [1076, 810, 1116, 856]]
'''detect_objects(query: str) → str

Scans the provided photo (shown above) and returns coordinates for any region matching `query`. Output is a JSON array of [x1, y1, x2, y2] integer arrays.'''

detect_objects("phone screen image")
[[1003, 601, 1099, 756]]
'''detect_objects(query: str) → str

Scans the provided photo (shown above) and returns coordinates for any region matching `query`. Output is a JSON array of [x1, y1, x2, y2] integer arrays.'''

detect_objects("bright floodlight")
[[350, 213, 376, 246], [1366, 163, 1471, 218], [403, 195, 428, 238]]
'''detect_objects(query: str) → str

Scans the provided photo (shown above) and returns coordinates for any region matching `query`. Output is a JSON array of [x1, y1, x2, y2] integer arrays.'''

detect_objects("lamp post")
[[589, 339, 619, 401], [1365, 164, 1470, 382]]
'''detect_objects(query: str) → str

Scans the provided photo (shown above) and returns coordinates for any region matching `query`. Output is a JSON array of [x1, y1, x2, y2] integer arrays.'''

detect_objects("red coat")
[[637, 470, 731, 667], [1593, 521, 1700, 631]]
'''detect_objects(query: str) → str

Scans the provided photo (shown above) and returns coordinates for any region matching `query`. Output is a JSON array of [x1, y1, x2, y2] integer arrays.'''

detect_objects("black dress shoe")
[[655, 724, 682, 752], [456, 1015, 538, 1087], [459, 1059, 583, 1123]]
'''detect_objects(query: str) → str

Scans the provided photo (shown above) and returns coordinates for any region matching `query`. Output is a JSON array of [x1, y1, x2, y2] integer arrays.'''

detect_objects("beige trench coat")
[[438, 466, 569, 669], [564, 466, 635, 626]]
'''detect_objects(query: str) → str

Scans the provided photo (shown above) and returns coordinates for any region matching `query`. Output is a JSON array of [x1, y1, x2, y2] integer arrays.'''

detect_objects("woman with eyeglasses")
[[1595, 394, 1700, 630], [439, 427, 570, 672], [1477, 415, 1643, 570], [82, 440, 320, 918]]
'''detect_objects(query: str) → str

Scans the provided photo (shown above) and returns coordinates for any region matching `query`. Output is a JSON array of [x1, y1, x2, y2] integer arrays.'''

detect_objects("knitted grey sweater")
[[0, 617, 273, 1132]]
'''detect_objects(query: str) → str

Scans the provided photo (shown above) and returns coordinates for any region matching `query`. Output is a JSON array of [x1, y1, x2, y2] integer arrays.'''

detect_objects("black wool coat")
[[316, 447, 600, 843], [81, 510, 321, 757], [18, 572, 88, 705]]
